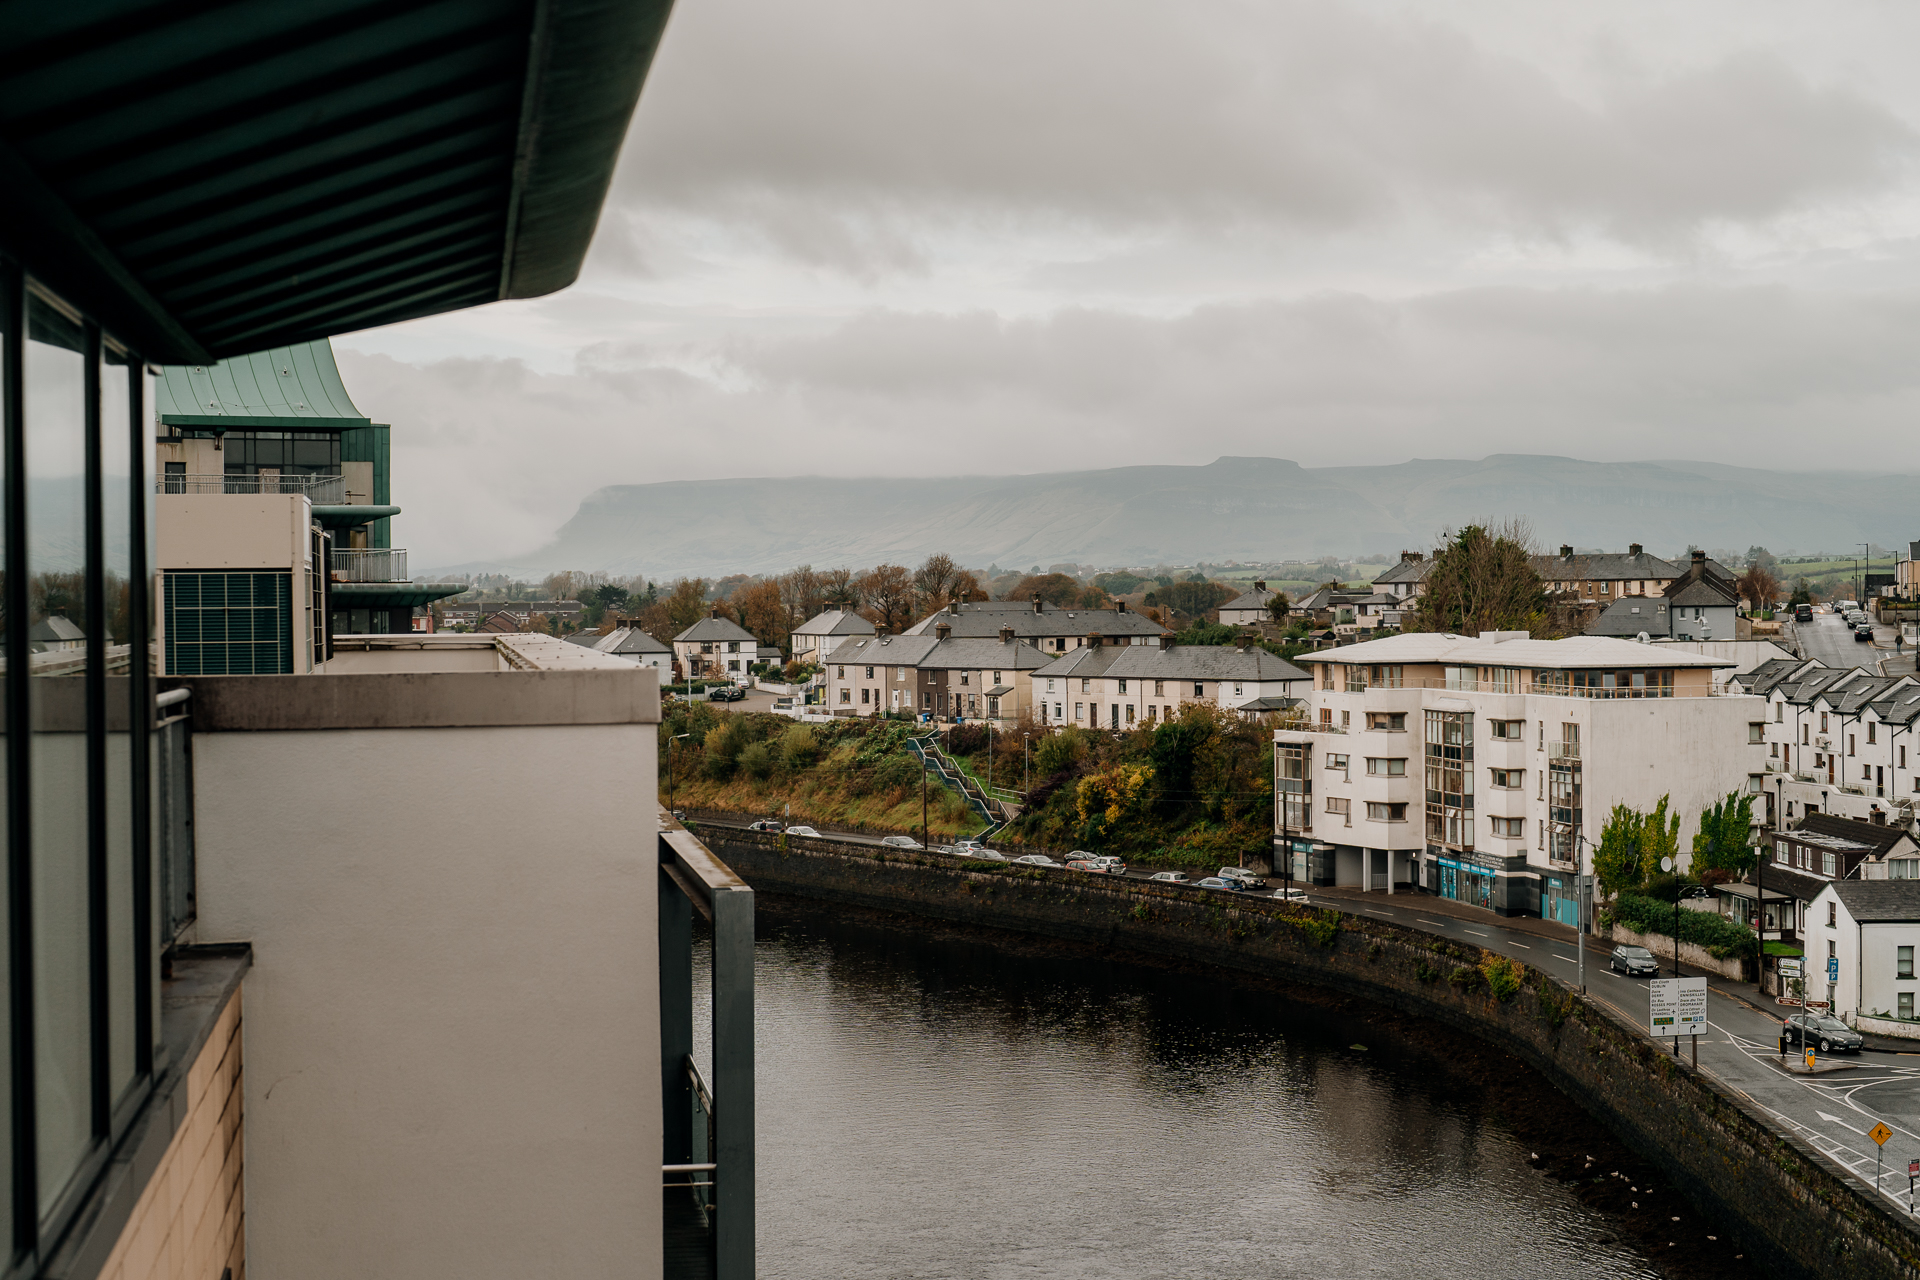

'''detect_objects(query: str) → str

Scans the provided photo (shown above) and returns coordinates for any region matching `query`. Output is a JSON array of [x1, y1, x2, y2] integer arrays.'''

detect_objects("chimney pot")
[[1692, 549, 1706, 564], [935, 622, 952, 641]]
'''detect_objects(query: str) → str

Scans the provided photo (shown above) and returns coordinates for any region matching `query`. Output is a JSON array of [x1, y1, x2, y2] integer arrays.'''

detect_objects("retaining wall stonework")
[[1608, 923, 1747, 980], [709, 829, 1920, 1280]]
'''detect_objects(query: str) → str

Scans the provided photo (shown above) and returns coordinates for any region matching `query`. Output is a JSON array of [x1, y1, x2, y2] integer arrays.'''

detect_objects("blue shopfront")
[[1542, 874, 1580, 927], [1434, 854, 1498, 909]]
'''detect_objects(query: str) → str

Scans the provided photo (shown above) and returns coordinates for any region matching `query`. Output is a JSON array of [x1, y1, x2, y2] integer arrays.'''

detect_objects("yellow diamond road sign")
[[1871, 1122, 1894, 1148]]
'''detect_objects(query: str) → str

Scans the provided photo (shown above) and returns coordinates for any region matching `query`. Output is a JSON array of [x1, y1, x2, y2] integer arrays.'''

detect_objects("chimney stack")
[[1254, 580, 1266, 592], [1236, 633, 1254, 652], [1560, 545, 1574, 559], [1086, 631, 1103, 647], [1629, 542, 1643, 557], [710, 605, 723, 619], [1115, 599, 1128, 613], [935, 622, 952, 641], [999, 625, 1015, 644], [1691, 549, 1706, 578], [1401, 550, 1421, 564], [1159, 631, 1174, 651], [1032, 599, 1044, 614]]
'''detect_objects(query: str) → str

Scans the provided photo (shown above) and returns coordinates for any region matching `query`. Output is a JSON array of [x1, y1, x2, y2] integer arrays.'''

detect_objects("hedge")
[[1610, 893, 1758, 960]]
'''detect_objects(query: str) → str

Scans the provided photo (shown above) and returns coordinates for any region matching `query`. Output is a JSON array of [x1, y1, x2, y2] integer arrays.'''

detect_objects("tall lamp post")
[[1574, 832, 1588, 995]]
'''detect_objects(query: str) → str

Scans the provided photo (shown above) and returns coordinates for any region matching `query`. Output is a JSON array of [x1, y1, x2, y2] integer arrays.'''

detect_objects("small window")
[[1326, 797, 1351, 824], [1824, 852, 1837, 877], [1154, 680, 1164, 696], [1366, 802, 1407, 822], [865, 665, 874, 679], [1118, 679, 1128, 694], [1234, 682, 1243, 696], [1902, 993, 1915, 1020], [1849, 734, 1856, 757], [1491, 816, 1524, 838], [1125, 704, 1135, 723], [1490, 768, 1522, 788], [1367, 712, 1406, 731], [1489, 719, 1523, 739], [1828, 901, 1838, 927], [1326, 753, 1350, 775], [1047, 679, 1056, 693], [839, 689, 851, 704], [1900, 946, 1914, 980], [860, 688, 870, 704], [1365, 758, 1406, 777], [1870, 722, 1878, 744], [1748, 722, 1765, 744], [1748, 774, 1764, 793], [961, 673, 970, 685], [1775, 703, 1783, 723], [1075, 702, 1084, 720], [1194, 682, 1205, 697], [1082, 678, 1091, 693], [837, 666, 846, 678], [1821, 712, 1829, 732]]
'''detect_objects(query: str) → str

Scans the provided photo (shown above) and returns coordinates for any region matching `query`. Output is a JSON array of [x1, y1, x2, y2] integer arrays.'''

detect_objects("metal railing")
[[158, 472, 346, 503], [1548, 741, 1581, 761], [1322, 674, 1733, 699], [157, 688, 196, 945], [330, 547, 408, 582], [1275, 722, 1349, 735]]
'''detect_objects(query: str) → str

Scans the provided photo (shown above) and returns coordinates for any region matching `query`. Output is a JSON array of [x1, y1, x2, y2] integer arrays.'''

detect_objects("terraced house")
[[1740, 656, 1920, 833], [900, 597, 1163, 652], [822, 626, 1049, 721], [0, 7, 754, 1280], [1274, 631, 1764, 921], [1028, 633, 1309, 729]]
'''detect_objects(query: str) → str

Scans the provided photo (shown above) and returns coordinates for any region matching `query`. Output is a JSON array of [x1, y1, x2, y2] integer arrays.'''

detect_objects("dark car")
[[1854, 624, 1874, 643], [710, 685, 747, 702], [746, 819, 781, 832], [1610, 944, 1659, 977], [1794, 604, 1813, 622], [1783, 1013, 1864, 1054]]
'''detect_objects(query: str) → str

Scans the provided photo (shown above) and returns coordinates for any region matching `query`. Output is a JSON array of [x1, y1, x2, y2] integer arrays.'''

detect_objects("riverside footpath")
[[696, 821, 1920, 1280]]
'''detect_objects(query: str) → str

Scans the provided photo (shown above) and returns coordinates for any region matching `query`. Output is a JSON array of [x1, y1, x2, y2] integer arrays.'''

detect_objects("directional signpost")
[[1650, 976, 1709, 1064]]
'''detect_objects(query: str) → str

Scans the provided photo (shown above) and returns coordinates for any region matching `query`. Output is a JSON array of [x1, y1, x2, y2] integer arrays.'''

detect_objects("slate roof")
[[824, 634, 1049, 671], [901, 600, 1163, 639], [594, 626, 670, 656], [1374, 557, 1433, 585], [793, 609, 875, 639], [1220, 586, 1278, 612], [28, 615, 84, 643], [1534, 550, 1681, 583], [1665, 576, 1739, 608], [1752, 864, 1836, 906], [1734, 657, 1820, 696], [1586, 597, 1670, 638], [1033, 644, 1311, 685], [674, 616, 758, 644], [1798, 813, 1915, 859], [1830, 880, 1920, 924]]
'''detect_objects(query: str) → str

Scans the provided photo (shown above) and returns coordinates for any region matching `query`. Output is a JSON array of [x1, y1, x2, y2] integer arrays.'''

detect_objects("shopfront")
[[1542, 874, 1579, 927], [1434, 853, 1498, 910]]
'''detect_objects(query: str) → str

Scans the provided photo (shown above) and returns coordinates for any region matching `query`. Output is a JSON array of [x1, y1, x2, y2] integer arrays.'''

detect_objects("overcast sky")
[[334, 0, 1920, 566]]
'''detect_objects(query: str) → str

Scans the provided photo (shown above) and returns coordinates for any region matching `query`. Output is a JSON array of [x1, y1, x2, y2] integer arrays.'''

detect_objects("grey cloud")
[[612, 0, 1916, 265]]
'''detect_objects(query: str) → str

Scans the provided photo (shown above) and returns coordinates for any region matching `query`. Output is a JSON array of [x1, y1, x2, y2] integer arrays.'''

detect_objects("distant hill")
[[438, 454, 1918, 578]]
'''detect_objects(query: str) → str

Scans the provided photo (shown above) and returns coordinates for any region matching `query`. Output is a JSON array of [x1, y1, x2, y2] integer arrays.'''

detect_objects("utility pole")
[[1575, 833, 1586, 995], [921, 739, 930, 846]]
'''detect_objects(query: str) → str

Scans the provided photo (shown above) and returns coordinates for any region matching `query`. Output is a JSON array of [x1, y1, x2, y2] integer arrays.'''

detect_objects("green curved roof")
[[154, 339, 368, 427]]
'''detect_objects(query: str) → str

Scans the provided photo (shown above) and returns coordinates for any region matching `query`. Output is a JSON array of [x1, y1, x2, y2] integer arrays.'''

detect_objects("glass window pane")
[[26, 292, 93, 1211], [102, 344, 136, 1107]]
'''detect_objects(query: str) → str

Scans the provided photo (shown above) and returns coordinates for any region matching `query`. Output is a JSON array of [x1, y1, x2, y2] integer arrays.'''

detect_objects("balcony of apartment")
[[159, 471, 346, 503], [331, 547, 408, 583]]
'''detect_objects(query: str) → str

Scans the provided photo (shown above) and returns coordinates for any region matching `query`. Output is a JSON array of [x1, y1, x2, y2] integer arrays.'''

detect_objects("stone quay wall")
[[709, 829, 1920, 1280]]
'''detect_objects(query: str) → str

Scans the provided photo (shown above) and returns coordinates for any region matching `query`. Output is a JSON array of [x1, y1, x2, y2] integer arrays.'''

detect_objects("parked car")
[[1794, 604, 1813, 622], [1271, 887, 1310, 902], [747, 819, 782, 832], [1855, 624, 1874, 643], [1196, 877, 1244, 891], [709, 685, 746, 703], [1089, 856, 1127, 875], [973, 850, 1009, 861], [1219, 867, 1267, 888], [1147, 871, 1189, 883], [1609, 944, 1660, 977], [880, 835, 923, 850], [1012, 854, 1061, 868], [954, 838, 988, 852], [1783, 1013, 1864, 1055], [785, 825, 821, 838], [1066, 859, 1099, 872]]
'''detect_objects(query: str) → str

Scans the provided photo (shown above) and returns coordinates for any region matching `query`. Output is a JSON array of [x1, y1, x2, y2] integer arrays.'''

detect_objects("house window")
[[728, 641, 740, 653], [1126, 704, 1135, 723], [1326, 797, 1350, 824], [1904, 747, 1909, 769], [1490, 768, 1521, 789], [1047, 679, 1056, 693], [1748, 775, 1764, 793], [837, 666, 845, 678], [1154, 680, 1164, 696], [1802, 725, 1809, 745], [1900, 946, 1914, 980], [1326, 753, 1350, 777], [961, 673, 970, 685], [993, 671, 1002, 684], [1075, 703, 1084, 720], [728, 659, 740, 672], [1824, 852, 1837, 876], [1118, 679, 1128, 694], [1367, 712, 1406, 731], [1903, 993, 1915, 1020], [1366, 802, 1407, 822], [1749, 723, 1765, 744], [1194, 682, 1205, 697], [1849, 734, 1856, 757], [1054, 703, 1063, 719], [1870, 722, 1878, 744], [1082, 679, 1091, 693], [1489, 719, 1523, 740], [1491, 816, 1524, 838], [1233, 682, 1243, 696], [1366, 758, 1406, 777], [1341, 710, 1350, 728], [861, 688, 870, 704], [1776, 703, 1783, 722], [1146, 705, 1157, 721], [1821, 712, 1829, 732], [865, 666, 874, 679], [840, 689, 851, 704], [1828, 901, 1838, 926]]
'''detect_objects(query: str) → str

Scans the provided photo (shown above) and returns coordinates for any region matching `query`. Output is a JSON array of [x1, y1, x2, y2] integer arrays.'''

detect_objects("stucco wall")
[[191, 723, 660, 1279], [712, 830, 1920, 1280]]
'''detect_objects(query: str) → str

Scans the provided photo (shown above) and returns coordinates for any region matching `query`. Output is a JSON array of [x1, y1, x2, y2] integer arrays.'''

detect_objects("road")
[[690, 812, 1920, 1212], [1788, 605, 1911, 675]]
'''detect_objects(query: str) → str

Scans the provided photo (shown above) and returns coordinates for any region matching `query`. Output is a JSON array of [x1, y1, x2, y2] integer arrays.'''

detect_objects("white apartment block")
[[1738, 658, 1920, 834], [1275, 631, 1765, 920]]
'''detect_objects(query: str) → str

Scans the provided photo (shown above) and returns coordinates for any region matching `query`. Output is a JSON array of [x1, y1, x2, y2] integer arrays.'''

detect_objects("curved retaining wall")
[[709, 829, 1920, 1280]]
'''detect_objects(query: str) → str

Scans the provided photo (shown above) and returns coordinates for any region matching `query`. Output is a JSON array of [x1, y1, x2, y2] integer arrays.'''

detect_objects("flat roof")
[[1297, 631, 1734, 669]]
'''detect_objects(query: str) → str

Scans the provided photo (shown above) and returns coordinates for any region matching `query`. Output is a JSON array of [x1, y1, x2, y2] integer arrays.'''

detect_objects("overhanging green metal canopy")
[[0, 0, 674, 363]]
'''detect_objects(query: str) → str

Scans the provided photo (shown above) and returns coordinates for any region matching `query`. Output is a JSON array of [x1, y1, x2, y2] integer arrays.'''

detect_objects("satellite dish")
[[1637, 631, 1650, 643], [1660, 856, 1674, 873]]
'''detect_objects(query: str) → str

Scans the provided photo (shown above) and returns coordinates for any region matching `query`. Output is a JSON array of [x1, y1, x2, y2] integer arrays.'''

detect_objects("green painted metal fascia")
[[329, 582, 466, 607], [158, 415, 363, 431], [372, 423, 390, 548], [311, 504, 400, 528], [499, 0, 676, 301]]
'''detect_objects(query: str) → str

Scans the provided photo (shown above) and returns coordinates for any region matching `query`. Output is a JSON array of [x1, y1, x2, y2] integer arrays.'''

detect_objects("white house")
[[1026, 633, 1310, 730], [791, 608, 875, 666], [587, 624, 672, 675], [1218, 582, 1281, 627], [672, 611, 761, 682], [1275, 630, 1765, 920], [1809, 880, 1920, 1039]]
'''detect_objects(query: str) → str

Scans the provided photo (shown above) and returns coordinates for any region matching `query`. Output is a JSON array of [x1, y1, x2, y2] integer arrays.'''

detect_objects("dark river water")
[[696, 900, 1699, 1280]]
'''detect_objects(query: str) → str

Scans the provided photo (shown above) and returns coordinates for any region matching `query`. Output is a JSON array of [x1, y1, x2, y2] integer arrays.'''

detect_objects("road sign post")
[[1907, 1158, 1917, 1214], [1649, 977, 1708, 1063], [1872, 1122, 1893, 1195]]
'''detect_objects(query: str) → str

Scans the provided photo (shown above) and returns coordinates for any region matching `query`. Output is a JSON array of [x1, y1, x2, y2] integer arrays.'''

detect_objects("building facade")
[[1274, 631, 1764, 918], [1028, 634, 1309, 729], [673, 613, 762, 682]]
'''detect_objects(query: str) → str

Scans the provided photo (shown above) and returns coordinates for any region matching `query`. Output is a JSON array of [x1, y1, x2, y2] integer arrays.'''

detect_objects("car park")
[[880, 835, 924, 850], [1012, 854, 1061, 868], [747, 819, 782, 832], [1609, 944, 1660, 977], [784, 825, 821, 838], [1219, 867, 1267, 888], [1147, 871, 1189, 883], [1783, 1014, 1864, 1055]]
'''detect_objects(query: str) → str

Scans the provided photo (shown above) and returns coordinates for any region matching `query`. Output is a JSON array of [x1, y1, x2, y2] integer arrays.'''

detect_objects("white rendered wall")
[[191, 722, 660, 1279]]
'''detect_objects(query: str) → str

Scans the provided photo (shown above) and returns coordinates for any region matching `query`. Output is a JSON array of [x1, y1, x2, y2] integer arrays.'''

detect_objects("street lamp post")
[[1574, 833, 1587, 995]]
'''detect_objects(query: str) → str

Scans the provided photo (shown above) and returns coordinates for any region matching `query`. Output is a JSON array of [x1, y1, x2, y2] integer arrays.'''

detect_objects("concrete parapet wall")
[[710, 829, 1920, 1280], [1608, 922, 1747, 980]]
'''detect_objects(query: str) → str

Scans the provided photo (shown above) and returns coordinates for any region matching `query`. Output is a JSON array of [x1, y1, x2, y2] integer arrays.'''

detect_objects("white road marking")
[[1509, 943, 1530, 949], [1416, 919, 1448, 927], [1817, 1110, 1866, 1136], [1465, 930, 1491, 938]]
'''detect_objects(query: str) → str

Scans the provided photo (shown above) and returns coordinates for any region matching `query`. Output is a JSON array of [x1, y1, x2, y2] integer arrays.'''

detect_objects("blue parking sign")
[[1828, 956, 1841, 982]]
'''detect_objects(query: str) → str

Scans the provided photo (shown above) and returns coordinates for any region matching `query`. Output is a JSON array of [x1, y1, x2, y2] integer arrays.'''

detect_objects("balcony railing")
[[159, 472, 346, 503], [331, 547, 408, 583], [1326, 675, 1733, 699], [1548, 741, 1581, 761]]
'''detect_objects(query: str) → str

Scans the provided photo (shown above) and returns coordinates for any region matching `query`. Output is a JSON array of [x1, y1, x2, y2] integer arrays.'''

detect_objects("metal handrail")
[[330, 547, 408, 582], [158, 472, 345, 503]]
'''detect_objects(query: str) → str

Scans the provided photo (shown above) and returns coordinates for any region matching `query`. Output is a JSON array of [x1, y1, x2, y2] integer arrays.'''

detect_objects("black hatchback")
[[1784, 1014, 1864, 1054]]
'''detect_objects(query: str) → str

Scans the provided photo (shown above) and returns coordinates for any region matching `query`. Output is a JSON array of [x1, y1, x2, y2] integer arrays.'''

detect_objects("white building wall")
[[192, 718, 660, 1279]]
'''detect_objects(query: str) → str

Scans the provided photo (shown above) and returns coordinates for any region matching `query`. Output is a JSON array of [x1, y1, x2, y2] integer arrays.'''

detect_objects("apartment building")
[[900, 597, 1164, 652], [0, 9, 749, 1280], [823, 626, 1051, 721], [1028, 633, 1310, 729], [1739, 656, 1920, 833], [155, 339, 465, 643], [1274, 631, 1762, 919], [674, 611, 762, 682]]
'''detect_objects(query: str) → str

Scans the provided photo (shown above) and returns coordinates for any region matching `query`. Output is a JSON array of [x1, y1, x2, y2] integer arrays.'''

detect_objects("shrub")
[[738, 741, 773, 780], [1480, 955, 1524, 1002], [1448, 965, 1483, 992], [781, 724, 819, 770], [1414, 961, 1439, 983], [1612, 892, 1758, 960], [1033, 727, 1087, 776], [872, 753, 921, 794]]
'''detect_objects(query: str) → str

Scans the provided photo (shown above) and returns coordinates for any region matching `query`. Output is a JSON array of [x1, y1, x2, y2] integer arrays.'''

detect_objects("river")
[[696, 899, 1750, 1280]]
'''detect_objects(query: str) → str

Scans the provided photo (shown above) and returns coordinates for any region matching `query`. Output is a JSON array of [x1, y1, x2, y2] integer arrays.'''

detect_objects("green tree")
[[1266, 591, 1291, 625], [1692, 792, 1755, 876], [1406, 522, 1553, 637], [1592, 795, 1679, 898]]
